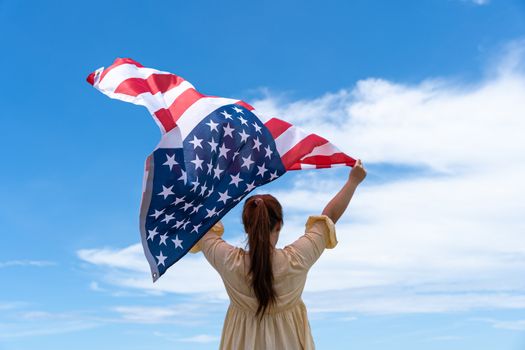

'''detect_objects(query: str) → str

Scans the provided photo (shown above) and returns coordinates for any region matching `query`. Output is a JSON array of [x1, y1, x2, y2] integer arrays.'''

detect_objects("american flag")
[[87, 58, 355, 281]]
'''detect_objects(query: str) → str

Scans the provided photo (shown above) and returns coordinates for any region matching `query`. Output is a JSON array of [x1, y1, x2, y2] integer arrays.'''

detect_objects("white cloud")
[[113, 306, 186, 324], [427, 335, 463, 341], [78, 244, 226, 296], [114, 306, 181, 323], [89, 281, 105, 292], [153, 331, 220, 343], [0, 302, 26, 311], [305, 288, 525, 314], [78, 39, 525, 315], [78, 245, 149, 273], [457, 0, 489, 6], [0, 260, 56, 268], [253, 72, 525, 174], [111, 302, 221, 325], [0, 321, 98, 339], [0, 309, 99, 339], [470, 0, 489, 5], [472, 317, 525, 331], [178, 334, 220, 343]]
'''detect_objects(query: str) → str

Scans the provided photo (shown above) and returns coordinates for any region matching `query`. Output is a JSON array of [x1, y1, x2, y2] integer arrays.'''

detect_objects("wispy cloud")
[[0, 309, 99, 339], [428, 335, 463, 341], [0, 260, 56, 268], [153, 331, 220, 343], [472, 317, 525, 331], [305, 288, 525, 314], [470, 0, 489, 5], [0, 301, 26, 311], [0, 321, 98, 339], [77, 39, 525, 315], [111, 302, 220, 325], [78, 244, 226, 296], [0, 301, 220, 341], [178, 334, 220, 343], [89, 281, 105, 292]]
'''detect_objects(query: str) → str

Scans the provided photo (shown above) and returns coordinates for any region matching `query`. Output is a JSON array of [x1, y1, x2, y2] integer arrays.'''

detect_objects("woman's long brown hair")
[[242, 194, 283, 320]]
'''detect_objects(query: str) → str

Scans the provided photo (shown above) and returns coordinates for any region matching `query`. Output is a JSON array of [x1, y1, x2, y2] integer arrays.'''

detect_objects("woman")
[[190, 159, 367, 349]]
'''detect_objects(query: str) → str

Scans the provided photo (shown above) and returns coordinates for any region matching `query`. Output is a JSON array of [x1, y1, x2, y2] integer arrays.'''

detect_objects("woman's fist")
[[349, 159, 367, 185]]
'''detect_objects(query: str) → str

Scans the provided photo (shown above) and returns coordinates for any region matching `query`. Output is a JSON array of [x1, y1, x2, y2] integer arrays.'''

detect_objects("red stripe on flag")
[[153, 88, 205, 132], [167, 88, 204, 124], [287, 163, 302, 170], [99, 58, 144, 84], [153, 109, 177, 133], [114, 74, 186, 96], [280, 134, 329, 170], [301, 153, 357, 167], [264, 118, 292, 139], [235, 100, 255, 111], [86, 72, 96, 85]]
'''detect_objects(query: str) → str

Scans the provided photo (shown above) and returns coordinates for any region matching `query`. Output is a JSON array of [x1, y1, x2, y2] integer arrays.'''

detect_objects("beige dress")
[[190, 215, 337, 350]]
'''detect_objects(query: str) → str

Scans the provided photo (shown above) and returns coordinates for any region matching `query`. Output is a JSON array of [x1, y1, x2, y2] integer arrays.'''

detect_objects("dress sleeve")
[[283, 215, 337, 271], [189, 221, 235, 273]]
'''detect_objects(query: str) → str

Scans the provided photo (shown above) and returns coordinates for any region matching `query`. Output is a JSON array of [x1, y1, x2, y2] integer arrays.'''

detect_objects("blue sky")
[[1, 0, 525, 349]]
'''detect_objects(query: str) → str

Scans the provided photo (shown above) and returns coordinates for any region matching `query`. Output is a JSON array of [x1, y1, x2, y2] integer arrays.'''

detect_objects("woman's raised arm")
[[321, 159, 367, 224]]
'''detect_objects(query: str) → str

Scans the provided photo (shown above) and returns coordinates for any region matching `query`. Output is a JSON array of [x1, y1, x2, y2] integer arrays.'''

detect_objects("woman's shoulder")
[[305, 214, 338, 249]]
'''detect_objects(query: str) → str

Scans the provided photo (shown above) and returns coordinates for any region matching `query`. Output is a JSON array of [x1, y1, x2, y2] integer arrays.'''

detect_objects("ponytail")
[[242, 194, 283, 320]]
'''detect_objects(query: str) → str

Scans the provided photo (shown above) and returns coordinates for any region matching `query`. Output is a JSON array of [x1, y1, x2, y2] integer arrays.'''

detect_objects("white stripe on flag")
[[301, 141, 340, 159], [300, 163, 317, 169], [93, 89, 167, 114], [156, 97, 239, 149], [300, 162, 348, 169], [97, 64, 171, 91], [274, 125, 306, 157], [161, 81, 195, 107], [94, 80, 195, 116], [157, 127, 184, 149]]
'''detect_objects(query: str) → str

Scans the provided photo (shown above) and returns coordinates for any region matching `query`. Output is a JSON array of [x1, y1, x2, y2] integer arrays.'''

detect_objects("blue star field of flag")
[[143, 104, 286, 280]]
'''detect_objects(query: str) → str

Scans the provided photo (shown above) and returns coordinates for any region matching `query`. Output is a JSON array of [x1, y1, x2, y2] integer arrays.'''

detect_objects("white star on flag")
[[172, 235, 183, 249], [163, 154, 178, 170], [156, 251, 167, 266], [158, 185, 174, 199]]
